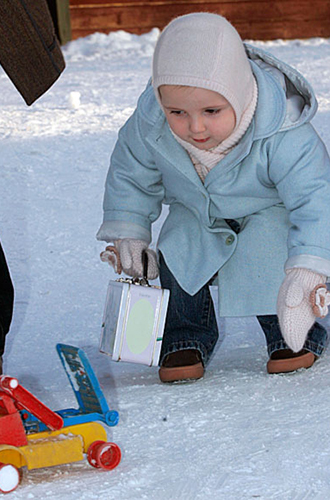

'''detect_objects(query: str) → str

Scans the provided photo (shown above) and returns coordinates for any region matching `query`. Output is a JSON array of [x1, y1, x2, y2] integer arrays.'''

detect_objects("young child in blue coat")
[[97, 13, 330, 382]]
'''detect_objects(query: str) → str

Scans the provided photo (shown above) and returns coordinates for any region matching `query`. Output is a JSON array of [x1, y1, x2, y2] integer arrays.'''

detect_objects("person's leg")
[[0, 242, 14, 373], [257, 314, 327, 373], [158, 253, 219, 381]]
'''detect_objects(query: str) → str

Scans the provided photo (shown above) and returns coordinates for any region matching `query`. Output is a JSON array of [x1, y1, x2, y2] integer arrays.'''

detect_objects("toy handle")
[[0, 376, 19, 391], [0, 375, 63, 431]]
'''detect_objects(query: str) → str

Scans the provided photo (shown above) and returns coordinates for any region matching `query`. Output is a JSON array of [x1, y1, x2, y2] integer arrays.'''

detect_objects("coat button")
[[226, 234, 235, 245]]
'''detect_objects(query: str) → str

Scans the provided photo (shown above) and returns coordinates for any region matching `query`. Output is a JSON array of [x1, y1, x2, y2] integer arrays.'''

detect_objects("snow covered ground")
[[1, 28, 330, 499]]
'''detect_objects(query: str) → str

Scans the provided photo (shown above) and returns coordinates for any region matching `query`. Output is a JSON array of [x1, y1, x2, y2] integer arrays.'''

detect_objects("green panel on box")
[[126, 299, 154, 354]]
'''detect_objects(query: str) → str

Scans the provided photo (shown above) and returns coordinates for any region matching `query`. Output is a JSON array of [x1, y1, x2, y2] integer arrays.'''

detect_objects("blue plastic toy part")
[[56, 344, 119, 424], [21, 344, 119, 433]]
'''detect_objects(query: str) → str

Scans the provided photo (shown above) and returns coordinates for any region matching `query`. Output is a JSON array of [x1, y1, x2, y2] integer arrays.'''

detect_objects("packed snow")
[[1, 28, 330, 499]]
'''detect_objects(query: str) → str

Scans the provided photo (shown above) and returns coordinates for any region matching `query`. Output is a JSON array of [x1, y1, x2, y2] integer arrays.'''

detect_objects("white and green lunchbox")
[[100, 249, 170, 367]]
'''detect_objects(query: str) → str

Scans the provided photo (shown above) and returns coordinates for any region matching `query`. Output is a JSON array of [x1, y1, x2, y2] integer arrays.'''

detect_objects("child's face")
[[159, 85, 236, 150]]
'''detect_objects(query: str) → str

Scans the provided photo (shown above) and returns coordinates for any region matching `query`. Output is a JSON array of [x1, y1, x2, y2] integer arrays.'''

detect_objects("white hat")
[[152, 12, 255, 129]]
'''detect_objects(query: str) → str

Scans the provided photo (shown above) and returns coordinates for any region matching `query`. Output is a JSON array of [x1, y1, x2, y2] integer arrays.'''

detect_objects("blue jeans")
[[159, 254, 328, 365]]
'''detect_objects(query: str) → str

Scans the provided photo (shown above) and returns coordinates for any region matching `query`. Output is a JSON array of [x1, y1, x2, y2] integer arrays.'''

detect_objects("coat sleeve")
[[268, 123, 330, 277], [0, 0, 65, 105], [96, 106, 165, 244]]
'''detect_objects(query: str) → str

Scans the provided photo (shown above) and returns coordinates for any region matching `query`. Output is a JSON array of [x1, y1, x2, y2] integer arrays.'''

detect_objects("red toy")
[[0, 346, 121, 494]]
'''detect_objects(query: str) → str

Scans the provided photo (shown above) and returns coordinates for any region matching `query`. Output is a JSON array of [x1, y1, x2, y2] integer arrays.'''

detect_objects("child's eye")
[[205, 108, 221, 115], [170, 110, 185, 115]]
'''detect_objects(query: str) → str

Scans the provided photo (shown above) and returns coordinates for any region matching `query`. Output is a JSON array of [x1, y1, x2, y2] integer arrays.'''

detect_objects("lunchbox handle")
[[101, 245, 151, 286]]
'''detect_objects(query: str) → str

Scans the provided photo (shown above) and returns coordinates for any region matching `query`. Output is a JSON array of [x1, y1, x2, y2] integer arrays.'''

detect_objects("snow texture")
[[1, 28, 330, 499]]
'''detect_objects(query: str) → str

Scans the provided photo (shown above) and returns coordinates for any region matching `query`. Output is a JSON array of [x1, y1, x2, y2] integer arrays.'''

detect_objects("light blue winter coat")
[[97, 45, 330, 317]]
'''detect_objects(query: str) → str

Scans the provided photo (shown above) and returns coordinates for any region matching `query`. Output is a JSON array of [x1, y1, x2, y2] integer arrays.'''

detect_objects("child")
[[97, 13, 330, 383]]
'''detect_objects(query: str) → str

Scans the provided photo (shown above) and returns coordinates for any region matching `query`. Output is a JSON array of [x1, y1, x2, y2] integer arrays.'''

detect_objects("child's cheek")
[[169, 118, 183, 137]]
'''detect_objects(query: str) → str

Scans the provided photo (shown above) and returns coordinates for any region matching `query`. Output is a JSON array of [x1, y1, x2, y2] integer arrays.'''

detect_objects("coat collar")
[[145, 116, 206, 189], [250, 60, 286, 140], [145, 111, 257, 189]]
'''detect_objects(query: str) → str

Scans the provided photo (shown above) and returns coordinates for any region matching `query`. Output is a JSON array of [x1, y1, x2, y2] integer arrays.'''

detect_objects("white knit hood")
[[152, 12, 256, 130]]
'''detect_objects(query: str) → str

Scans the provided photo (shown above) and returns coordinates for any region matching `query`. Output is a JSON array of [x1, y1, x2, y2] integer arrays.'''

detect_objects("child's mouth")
[[193, 137, 210, 143]]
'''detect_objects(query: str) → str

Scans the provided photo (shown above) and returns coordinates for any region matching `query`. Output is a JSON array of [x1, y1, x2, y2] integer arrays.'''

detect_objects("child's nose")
[[190, 116, 206, 134]]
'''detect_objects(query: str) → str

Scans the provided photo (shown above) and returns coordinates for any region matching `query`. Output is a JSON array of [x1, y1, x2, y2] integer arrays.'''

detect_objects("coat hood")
[[246, 44, 317, 139]]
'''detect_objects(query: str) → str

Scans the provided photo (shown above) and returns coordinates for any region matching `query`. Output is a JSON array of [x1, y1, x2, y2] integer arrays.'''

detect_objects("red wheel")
[[87, 440, 104, 469], [0, 463, 20, 493], [87, 441, 121, 470]]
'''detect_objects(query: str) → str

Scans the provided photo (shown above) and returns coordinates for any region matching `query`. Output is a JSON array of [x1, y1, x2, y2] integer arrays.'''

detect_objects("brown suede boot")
[[267, 349, 316, 374], [159, 349, 204, 383]]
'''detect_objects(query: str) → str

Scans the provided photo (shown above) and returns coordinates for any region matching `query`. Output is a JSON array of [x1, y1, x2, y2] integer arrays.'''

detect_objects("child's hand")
[[277, 268, 329, 352], [100, 239, 159, 280]]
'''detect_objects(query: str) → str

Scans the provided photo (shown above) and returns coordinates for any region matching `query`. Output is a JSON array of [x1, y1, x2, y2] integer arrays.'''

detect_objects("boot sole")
[[267, 352, 316, 374], [159, 362, 204, 383]]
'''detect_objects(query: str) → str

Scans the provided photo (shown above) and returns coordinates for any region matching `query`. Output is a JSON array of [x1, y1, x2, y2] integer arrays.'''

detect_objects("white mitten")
[[277, 268, 329, 352], [100, 239, 158, 279]]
